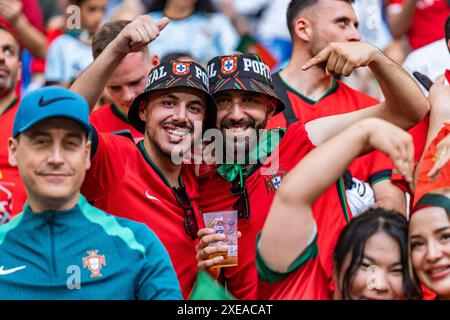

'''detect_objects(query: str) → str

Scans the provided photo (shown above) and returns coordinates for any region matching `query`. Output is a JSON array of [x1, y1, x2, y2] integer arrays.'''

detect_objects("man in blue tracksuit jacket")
[[0, 86, 182, 300]]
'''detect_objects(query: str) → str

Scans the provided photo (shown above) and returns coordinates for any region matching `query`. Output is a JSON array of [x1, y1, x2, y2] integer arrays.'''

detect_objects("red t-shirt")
[[267, 74, 393, 186], [198, 122, 349, 299], [387, 0, 450, 49], [81, 127, 203, 298], [0, 98, 27, 221], [89, 103, 144, 142]]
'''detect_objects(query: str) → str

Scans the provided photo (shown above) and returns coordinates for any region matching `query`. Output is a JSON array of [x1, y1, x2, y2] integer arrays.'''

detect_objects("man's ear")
[[138, 99, 148, 122], [294, 17, 312, 43], [8, 137, 19, 167], [17, 61, 22, 82], [267, 98, 277, 117], [85, 139, 91, 171]]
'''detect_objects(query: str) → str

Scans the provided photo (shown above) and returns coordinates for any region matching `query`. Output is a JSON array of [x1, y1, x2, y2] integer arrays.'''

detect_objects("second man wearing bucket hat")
[[196, 50, 429, 299], [71, 16, 217, 299]]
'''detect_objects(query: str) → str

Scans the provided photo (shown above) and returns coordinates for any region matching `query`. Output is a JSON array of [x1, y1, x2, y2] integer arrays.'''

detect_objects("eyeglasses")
[[173, 186, 199, 240], [231, 179, 250, 219]]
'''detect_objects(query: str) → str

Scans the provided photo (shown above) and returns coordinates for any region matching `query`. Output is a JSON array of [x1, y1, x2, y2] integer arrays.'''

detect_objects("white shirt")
[[403, 38, 450, 94]]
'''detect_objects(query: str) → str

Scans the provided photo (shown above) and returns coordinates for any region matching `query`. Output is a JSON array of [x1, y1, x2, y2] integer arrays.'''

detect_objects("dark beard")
[[220, 115, 269, 164]]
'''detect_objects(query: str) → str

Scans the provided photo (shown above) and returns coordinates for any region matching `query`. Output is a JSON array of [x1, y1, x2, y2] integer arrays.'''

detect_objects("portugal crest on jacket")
[[82, 250, 106, 278]]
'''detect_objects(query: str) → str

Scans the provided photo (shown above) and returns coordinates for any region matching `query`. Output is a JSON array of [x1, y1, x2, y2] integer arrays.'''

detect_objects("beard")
[[220, 115, 269, 164], [0, 68, 16, 99]]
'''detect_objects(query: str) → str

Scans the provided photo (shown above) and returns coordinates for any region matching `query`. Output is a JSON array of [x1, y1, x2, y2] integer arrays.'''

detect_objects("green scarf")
[[216, 128, 286, 187]]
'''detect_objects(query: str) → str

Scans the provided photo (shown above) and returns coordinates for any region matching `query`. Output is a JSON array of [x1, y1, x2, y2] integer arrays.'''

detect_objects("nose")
[[123, 87, 136, 104], [172, 103, 188, 123], [228, 100, 246, 122], [348, 25, 361, 42], [47, 144, 65, 166], [426, 240, 444, 263], [372, 270, 389, 294]]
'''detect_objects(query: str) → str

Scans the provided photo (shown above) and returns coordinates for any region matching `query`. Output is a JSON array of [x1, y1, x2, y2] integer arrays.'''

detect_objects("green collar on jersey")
[[0, 97, 18, 117], [278, 71, 338, 105], [110, 103, 130, 124], [216, 128, 286, 188], [137, 140, 185, 188]]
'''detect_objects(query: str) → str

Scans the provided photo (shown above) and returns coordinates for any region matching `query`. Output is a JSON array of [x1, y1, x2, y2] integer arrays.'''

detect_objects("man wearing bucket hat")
[[196, 51, 428, 299], [0, 86, 182, 299], [71, 16, 217, 299]]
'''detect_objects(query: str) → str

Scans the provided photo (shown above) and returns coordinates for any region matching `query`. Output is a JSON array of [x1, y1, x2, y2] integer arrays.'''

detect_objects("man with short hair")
[[0, 24, 26, 222], [265, 0, 406, 218], [0, 86, 182, 300], [89, 20, 160, 140], [197, 46, 428, 299], [71, 16, 217, 298]]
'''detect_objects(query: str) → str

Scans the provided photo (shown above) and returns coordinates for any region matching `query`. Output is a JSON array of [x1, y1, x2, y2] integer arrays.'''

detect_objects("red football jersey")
[[0, 98, 27, 220], [267, 75, 393, 186], [199, 122, 349, 299], [81, 127, 203, 298], [89, 103, 144, 142], [387, 0, 450, 49], [257, 235, 331, 300]]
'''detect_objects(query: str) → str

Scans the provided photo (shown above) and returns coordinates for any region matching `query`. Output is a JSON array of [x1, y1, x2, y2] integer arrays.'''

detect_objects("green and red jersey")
[[199, 122, 350, 299], [267, 74, 393, 184], [256, 234, 331, 300], [0, 98, 27, 221], [89, 103, 144, 141], [81, 127, 203, 298]]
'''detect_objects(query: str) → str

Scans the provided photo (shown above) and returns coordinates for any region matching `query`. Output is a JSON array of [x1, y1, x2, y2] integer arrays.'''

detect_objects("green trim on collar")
[[136, 140, 183, 188], [0, 97, 18, 117], [279, 72, 339, 105], [110, 103, 130, 124]]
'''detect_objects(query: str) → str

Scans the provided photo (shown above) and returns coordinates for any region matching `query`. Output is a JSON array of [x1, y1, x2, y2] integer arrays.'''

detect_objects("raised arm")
[[258, 118, 414, 272], [302, 42, 429, 146], [70, 15, 169, 110], [0, 0, 47, 59]]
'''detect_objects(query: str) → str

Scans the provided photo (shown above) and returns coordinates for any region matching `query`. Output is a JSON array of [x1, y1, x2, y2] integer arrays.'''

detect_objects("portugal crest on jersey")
[[221, 57, 238, 74], [172, 62, 190, 75], [82, 250, 106, 278], [264, 168, 287, 193]]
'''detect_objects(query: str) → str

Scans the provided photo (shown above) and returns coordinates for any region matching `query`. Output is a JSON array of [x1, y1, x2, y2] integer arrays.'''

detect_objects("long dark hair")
[[147, 0, 216, 14], [333, 208, 420, 300]]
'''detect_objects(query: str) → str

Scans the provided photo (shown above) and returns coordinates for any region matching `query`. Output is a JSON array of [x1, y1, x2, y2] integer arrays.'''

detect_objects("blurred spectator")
[[105, 0, 145, 21], [214, 0, 292, 68], [45, 0, 108, 87], [403, 14, 450, 94], [354, 0, 393, 50], [147, 0, 239, 65], [0, 0, 47, 59], [0, 25, 27, 221], [39, 0, 63, 27], [386, 0, 450, 50]]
